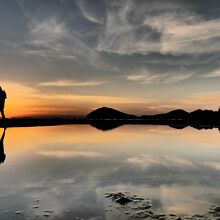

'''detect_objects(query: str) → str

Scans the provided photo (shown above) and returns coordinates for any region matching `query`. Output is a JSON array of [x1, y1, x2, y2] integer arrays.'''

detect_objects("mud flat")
[[105, 192, 220, 219]]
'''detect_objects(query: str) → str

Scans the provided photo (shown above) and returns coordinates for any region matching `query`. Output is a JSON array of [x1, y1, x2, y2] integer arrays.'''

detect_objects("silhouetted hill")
[[87, 107, 138, 119], [141, 109, 189, 119], [165, 109, 189, 118], [189, 109, 218, 123]]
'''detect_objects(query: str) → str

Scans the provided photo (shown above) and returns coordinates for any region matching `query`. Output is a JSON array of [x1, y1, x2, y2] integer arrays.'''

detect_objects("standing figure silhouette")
[[0, 87, 7, 120]]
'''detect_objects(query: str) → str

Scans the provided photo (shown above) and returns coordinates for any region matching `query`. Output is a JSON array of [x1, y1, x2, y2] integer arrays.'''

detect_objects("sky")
[[0, 0, 220, 117]]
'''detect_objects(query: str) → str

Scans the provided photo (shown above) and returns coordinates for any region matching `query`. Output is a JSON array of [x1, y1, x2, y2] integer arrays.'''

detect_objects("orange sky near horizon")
[[1, 81, 220, 118]]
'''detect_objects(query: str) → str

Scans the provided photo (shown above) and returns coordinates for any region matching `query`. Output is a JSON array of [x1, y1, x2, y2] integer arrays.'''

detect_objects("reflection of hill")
[[169, 125, 188, 129], [89, 121, 123, 131]]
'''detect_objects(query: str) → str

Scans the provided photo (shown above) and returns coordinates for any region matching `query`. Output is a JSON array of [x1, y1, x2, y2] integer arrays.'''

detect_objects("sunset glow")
[[0, 0, 219, 117]]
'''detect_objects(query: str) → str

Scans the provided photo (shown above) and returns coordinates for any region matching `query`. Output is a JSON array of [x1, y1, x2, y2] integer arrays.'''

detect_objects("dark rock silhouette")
[[141, 109, 189, 119], [189, 109, 218, 124], [115, 197, 132, 205], [87, 107, 138, 119], [87, 107, 220, 131], [0, 128, 6, 164], [106, 192, 133, 205], [1, 106, 220, 132]]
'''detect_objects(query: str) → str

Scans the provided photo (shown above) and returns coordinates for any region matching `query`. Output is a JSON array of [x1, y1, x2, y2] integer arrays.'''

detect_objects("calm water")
[[1, 125, 220, 219]]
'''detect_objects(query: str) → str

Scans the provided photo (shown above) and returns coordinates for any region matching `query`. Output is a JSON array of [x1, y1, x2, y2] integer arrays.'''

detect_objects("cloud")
[[96, 1, 162, 55], [173, 91, 220, 111], [0, 0, 219, 113], [76, 0, 105, 24], [24, 14, 97, 61], [38, 80, 106, 87], [30, 17, 68, 43], [127, 70, 193, 84], [201, 68, 220, 78], [38, 150, 104, 158], [95, 1, 220, 56], [161, 19, 220, 55]]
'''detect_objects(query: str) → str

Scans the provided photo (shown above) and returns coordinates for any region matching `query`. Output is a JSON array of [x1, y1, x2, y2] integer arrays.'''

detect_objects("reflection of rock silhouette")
[[90, 121, 124, 131], [0, 128, 6, 164], [169, 125, 188, 129]]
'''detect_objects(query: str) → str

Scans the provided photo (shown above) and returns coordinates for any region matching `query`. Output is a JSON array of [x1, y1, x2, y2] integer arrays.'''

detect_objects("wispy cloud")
[[161, 19, 220, 55], [96, 1, 161, 55], [76, 0, 104, 24], [1, 0, 219, 113], [201, 69, 220, 78], [24, 14, 97, 61], [95, 1, 220, 56], [127, 70, 193, 84], [30, 17, 68, 43], [38, 80, 106, 87], [38, 150, 104, 158]]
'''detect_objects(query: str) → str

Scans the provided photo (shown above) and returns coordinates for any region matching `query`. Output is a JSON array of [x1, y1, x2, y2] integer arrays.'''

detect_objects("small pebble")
[[169, 214, 177, 216], [44, 210, 53, 213], [15, 211, 23, 215], [215, 207, 220, 211]]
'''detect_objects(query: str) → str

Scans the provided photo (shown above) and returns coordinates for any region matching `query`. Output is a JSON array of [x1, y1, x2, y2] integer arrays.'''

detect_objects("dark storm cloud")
[[0, 0, 220, 96]]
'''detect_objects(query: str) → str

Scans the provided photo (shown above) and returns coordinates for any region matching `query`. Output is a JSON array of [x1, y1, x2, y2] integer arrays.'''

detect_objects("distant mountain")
[[141, 109, 189, 119], [87, 107, 138, 119]]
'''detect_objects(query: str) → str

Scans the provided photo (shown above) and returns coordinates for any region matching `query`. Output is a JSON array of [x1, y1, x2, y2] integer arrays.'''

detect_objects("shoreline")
[[0, 118, 220, 130]]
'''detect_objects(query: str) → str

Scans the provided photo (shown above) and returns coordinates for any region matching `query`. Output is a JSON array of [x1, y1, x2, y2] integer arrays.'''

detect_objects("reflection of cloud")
[[159, 185, 212, 214], [204, 162, 220, 171], [127, 154, 194, 169], [38, 150, 104, 158], [4, 124, 220, 217]]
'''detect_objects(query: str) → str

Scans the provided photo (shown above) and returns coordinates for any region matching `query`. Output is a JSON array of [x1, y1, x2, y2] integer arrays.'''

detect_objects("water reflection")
[[0, 125, 220, 219], [89, 120, 220, 132], [0, 128, 6, 164]]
